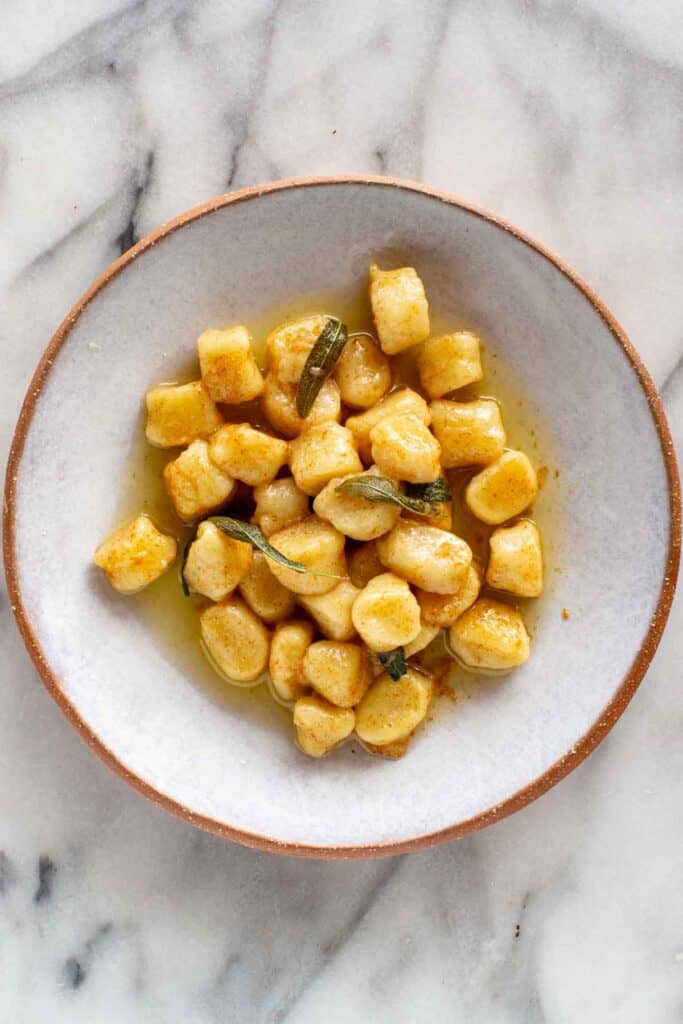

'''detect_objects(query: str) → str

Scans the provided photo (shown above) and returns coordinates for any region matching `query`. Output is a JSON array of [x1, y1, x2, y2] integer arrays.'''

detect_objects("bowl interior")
[[9, 181, 674, 852]]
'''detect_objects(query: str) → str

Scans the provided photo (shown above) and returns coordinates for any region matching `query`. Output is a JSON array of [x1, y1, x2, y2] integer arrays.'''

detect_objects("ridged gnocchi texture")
[[98, 259, 546, 763], [93, 515, 177, 594]]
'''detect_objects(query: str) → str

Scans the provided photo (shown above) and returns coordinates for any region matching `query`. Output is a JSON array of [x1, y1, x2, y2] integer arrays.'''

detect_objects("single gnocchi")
[[262, 374, 341, 439], [293, 694, 355, 758], [303, 641, 372, 708], [370, 413, 441, 485], [238, 551, 297, 623], [200, 597, 271, 683], [298, 579, 361, 641], [94, 515, 176, 594], [184, 521, 253, 601], [486, 519, 543, 598], [98, 258, 548, 763], [430, 398, 506, 469], [334, 333, 391, 408], [449, 598, 530, 672], [377, 521, 472, 595], [465, 450, 538, 525], [145, 381, 223, 448], [267, 516, 347, 595], [355, 668, 434, 745], [252, 477, 310, 538], [164, 439, 236, 522], [417, 563, 481, 627], [208, 423, 288, 487], [369, 264, 430, 354], [289, 421, 363, 496], [269, 620, 314, 704], [351, 572, 422, 652], [417, 331, 483, 398], [266, 314, 328, 384], [197, 325, 264, 404]]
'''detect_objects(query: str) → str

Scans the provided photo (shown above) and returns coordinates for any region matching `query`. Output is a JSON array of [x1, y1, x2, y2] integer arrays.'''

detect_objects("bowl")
[[4, 176, 679, 858]]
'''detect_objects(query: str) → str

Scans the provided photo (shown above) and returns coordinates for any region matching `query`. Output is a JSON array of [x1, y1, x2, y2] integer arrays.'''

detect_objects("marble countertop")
[[1, 2, 681, 1020]]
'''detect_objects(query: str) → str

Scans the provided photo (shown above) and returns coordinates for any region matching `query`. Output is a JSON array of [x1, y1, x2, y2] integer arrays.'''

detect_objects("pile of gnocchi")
[[94, 263, 544, 760]]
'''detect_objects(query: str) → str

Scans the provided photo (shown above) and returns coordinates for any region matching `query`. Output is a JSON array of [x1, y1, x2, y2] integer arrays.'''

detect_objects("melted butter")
[[115, 287, 561, 734]]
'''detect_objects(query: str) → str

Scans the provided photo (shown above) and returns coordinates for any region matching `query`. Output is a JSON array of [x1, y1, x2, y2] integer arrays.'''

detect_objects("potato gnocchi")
[[95, 262, 547, 761]]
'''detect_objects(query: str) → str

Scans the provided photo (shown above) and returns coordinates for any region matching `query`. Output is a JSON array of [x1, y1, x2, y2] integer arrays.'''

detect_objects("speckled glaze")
[[3, 177, 679, 857]]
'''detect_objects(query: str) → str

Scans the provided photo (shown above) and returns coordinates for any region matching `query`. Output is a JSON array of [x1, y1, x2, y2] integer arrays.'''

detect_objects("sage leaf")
[[180, 515, 342, 595], [335, 475, 430, 515], [378, 647, 408, 681], [296, 317, 348, 418], [405, 477, 452, 504]]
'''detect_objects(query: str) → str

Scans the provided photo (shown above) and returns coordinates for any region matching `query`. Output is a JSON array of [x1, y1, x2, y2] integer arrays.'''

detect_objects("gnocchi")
[[97, 259, 547, 762], [164, 439, 236, 522], [184, 521, 253, 601], [94, 515, 176, 594], [449, 598, 530, 671], [197, 325, 264, 404], [145, 381, 223, 448], [465, 450, 538, 525]]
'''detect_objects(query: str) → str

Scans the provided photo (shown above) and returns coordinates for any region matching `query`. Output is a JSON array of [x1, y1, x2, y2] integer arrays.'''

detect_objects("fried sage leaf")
[[335, 475, 429, 515], [378, 647, 408, 681], [180, 516, 341, 595], [404, 477, 452, 504], [296, 317, 348, 418]]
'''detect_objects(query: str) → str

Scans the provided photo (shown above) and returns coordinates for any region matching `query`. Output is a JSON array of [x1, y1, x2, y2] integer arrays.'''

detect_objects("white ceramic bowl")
[[4, 177, 679, 858]]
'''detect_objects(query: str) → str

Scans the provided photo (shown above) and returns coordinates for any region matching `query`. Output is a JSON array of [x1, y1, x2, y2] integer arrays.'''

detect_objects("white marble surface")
[[1, 1, 681, 1020]]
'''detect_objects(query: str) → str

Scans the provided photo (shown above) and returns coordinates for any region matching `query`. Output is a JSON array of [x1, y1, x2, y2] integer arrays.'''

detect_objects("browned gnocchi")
[[95, 261, 546, 761]]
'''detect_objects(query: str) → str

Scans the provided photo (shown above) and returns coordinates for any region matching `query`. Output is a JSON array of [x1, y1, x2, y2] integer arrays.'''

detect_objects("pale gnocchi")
[[96, 259, 548, 762]]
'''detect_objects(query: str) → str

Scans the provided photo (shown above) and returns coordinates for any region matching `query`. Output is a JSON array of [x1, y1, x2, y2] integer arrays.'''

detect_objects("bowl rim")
[[3, 174, 680, 859]]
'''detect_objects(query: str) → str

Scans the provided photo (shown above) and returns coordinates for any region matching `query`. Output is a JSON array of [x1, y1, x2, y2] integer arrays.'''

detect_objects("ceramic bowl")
[[4, 177, 679, 858]]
